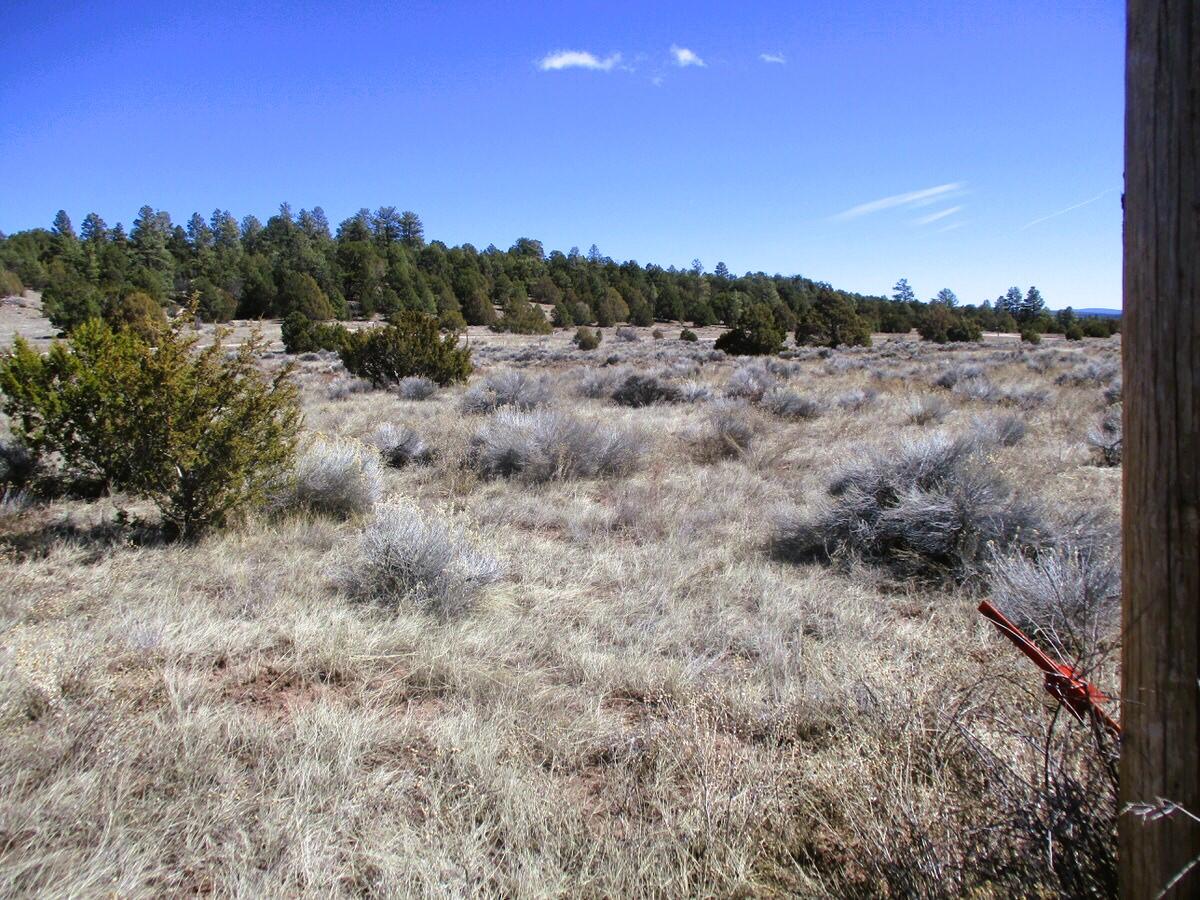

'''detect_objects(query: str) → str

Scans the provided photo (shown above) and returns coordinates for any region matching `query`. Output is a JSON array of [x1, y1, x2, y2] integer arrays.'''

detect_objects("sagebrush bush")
[[345, 503, 501, 618], [611, 373, 680, 407], [1056, 360, 1120, 387], [1087, 406, 1122, 466], [469, 409, 645, 482], [396, 376, 437, 401], [680, 328, 698, 342], [676, 380, 714, 404], [951, 376, 998, 403], [988, 543, 1120, 664], [972, 413, 1028, 447], [692, 402, 756, 462], [371, 424, 432, 468], [725, 362, 777, 401], [460, 370, 554, 414], [340, 312, 471, 387], [772, 433, 1047, 583], [997, 382, 1049, 410], [762, 387, 821, 420], [0, 316, 300, 537], [905, 394, 949, 426], [326, 376, 376, 401], [615, 326, 640, 343], [835, 387, 878, 411], [575, 366, 627, 400], [933, 364, 983, 390], [281, 437, 382, 518]]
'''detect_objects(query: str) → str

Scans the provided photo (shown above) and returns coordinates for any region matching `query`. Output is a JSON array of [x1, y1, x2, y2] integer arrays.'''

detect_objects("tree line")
[[0, 205, 1118, 344]]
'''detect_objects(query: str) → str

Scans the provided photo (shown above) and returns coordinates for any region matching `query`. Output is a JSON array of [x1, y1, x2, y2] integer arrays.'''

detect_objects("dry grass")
[[0, 319, 1124, 896]]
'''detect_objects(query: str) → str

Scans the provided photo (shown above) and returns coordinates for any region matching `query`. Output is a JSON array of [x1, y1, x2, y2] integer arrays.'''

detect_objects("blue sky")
[[0, 1, 1125, 308]]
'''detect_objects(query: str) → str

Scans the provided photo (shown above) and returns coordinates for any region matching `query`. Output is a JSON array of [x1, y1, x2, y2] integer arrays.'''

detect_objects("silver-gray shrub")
[[762, 387, 822, 420], [1086, 406, 1122, 466], [971, 413, 1028, 448], [280, 437, 383, 518], [951, 376, 998, 403], [1102, 378, 1122, 405], [1055, 360, 1119, 387], [692, 402, 756, 461], [997, 383, 1050, 411], [576, 366, 630, 400], [327, 376, 377, 401], [460, 370, 555, 414], [836, 387, 878, 411], [345, 503, 501, 618], [396, 376, 437, 401], [772, 432, 1047, 583], [677, 380, 714, 404], [933, 363, 983, 389], [610, 372, 680, 407], [987, 543, 1120, 665], [724, 362, 777, 401], [905, 394, 949, 426], [469, 408, 646, 482], [371, 423, 432, 468]]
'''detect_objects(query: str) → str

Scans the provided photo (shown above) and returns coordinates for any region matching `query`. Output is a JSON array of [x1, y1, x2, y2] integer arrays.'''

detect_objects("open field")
[[0, 300, 1122, 896]]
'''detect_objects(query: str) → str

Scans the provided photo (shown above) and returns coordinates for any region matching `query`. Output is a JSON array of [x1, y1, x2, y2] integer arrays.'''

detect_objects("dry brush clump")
[[343, 502, 501, 618], [988, 540, 1120, 666], [396, 375, 438, 400], [691, 402, 757, 462], [971, 412, 1028, 447], [724, 362, 777, 401], [904, 393, 949, 426], [277, 436, 383, 518], [469, 408, 646, 482], [610, 372, 681, 407], [1087, 406, 1122, 466], [761, 387, 822, 420], [772, 432, 1047, 583], [460, 369, 555, 414], [370, 423, 432, 468]]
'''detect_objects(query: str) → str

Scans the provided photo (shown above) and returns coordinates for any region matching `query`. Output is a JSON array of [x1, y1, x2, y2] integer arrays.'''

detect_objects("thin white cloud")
[[538, 50, 622, 72], [1021, 188, 1115, 230], [937, 221, 966, 233], [759, 52, 786, 64], [670, 45, 705, 67], [833, 182, 965, 221], [913, 205, 963, 225]]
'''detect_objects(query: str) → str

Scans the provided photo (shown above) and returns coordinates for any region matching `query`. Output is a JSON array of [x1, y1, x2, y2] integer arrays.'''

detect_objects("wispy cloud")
[[538, 50, 622, 72], [1020, 188, 1115, 230], [913, 205, 963, 225], [833, 182, 965, 221], [670, 45, 705, 67], [759, 52, 786, 64]]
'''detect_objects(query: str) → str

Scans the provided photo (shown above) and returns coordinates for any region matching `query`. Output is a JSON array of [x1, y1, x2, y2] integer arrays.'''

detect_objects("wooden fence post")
[[1120, 1, 1200, 896]]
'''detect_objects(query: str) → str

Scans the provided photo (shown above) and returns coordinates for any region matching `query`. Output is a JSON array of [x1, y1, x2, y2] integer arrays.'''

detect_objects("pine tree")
[[1019, 286, 1046, 322], [52, 210, 76, 240], [892, 278, 916, 304], [399, 211, 424, 248], [934, 288, 958, 307]]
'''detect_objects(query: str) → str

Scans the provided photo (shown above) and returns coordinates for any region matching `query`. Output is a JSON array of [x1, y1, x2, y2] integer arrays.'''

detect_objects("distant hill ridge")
[[1072, 307, 1122, 318]]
